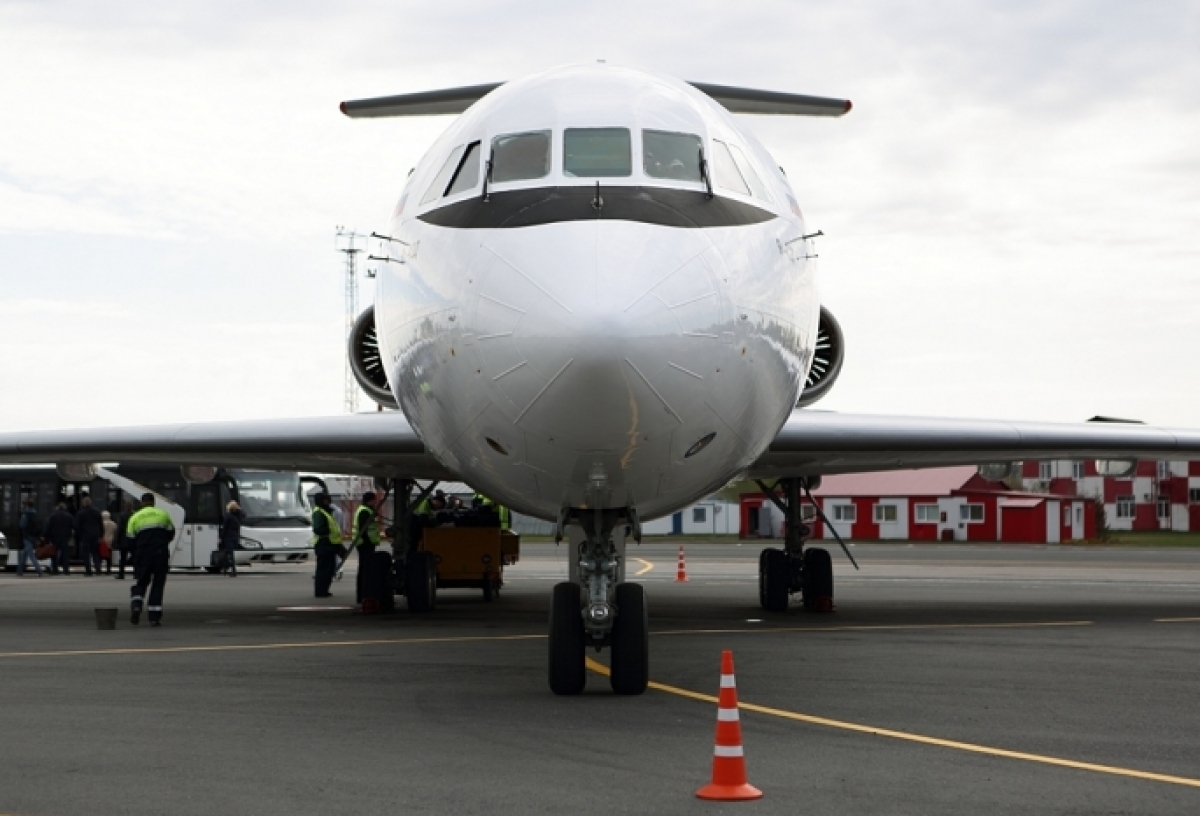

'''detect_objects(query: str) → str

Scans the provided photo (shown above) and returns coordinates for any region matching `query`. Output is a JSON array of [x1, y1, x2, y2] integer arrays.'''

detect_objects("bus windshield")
[[232, 471, 311, 527]]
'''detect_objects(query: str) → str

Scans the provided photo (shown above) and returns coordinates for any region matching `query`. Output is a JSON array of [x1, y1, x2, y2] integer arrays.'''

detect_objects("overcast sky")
[[2, 1, 1198, 433]]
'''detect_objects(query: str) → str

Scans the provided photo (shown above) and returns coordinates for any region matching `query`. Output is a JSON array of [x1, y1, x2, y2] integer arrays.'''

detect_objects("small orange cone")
[[675, 545, 689, 582], [696, 650, 762, 801]]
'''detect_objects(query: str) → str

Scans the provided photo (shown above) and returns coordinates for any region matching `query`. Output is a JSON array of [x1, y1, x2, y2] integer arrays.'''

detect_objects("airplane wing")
[[748, 411, 1200, 478], [0, 413, 455, 480], [339, 82, 850, 118]]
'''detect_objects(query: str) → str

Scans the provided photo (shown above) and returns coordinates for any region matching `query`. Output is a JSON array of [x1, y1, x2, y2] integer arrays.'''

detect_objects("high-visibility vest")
[[498, 505, 511, 531], [125, 506, 175, 537], [312, 507, 343, 545], [352, 505, 381, 547]]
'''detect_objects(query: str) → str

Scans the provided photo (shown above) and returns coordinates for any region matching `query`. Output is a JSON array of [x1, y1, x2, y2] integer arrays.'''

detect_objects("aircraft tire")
[[758, 549, 771, 608], [610, 582, 649, 696], [549, 582, 586, 695], [406, 551, 436, 613], [763, 548, 789, 612], [801, 547, 834, 611]]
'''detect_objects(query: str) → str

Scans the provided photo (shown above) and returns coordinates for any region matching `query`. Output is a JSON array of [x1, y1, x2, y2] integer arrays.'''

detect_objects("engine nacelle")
[[349, 305, 400, 409], [797, 306, 846, 408]]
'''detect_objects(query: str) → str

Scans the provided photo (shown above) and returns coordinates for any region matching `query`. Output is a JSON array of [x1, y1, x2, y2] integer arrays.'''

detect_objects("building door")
[[1072, 503, 1084, 540], [1046, 501, 1061, 543], [671, 512, 682, 535]]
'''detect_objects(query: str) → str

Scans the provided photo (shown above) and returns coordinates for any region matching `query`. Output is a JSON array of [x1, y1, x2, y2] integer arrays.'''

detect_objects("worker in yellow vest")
[[311, 493, 343, 598], [473, 493, 511, 530], [351, 491, 383, 604], [126, 493, 176, 626]]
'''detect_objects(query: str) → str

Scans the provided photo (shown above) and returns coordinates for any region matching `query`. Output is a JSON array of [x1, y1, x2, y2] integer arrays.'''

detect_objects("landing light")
[[685, 432, 717, 458]]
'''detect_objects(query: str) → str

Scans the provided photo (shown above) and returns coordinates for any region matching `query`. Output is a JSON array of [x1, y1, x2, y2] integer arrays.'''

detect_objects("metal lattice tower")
[[335, 227, 365, 413]]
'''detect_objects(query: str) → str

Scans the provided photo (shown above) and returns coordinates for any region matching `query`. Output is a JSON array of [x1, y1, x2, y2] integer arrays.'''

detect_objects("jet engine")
[[348, 305, 399, 409], [797, 306, 846, 408]]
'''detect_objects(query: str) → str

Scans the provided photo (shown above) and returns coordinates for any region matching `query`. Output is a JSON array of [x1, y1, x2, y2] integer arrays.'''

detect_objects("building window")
[[1063, 507, 1071, 526], [1072, 461, 1084, 479], [1116, 496, 1135, 519], [915, 504, 940, 523], [873, 504, 898, 523], [959, 504, 984, 523], [801, 504, 816, 521], [1039, 462, 1052, 480], [1157, 461, 1170, 480], [1190, 488, 1200, 504], [692, 507, 707, 524], [832, 504, 856, 522], [1157, 498, 1170, 520]]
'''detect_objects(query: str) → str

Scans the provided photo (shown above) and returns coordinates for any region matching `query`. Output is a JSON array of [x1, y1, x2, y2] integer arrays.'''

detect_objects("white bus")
[[1, 466, 318, 571]]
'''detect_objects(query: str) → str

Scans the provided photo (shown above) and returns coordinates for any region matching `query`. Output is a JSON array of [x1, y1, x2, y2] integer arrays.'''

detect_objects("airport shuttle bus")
[[0, 465, 318, 571]]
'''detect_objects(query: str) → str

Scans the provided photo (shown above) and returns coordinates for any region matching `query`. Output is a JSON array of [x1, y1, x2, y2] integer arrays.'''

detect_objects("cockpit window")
[[445, 141, 482, 196], [728, 143, 773, 202], [643, 130, 702, 182], [491, 131, 551, 183], [710, 140, 750, 196], [564, 128, 631, 178], [420, 144, 465, 205]]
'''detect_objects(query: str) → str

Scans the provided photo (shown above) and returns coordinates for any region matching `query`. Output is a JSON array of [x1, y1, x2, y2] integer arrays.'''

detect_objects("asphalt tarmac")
[[2, 540, 1199, 815]]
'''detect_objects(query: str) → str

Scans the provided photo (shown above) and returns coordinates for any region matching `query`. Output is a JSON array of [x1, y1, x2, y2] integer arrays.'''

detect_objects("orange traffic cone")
[[696, 650, 762, 801], [675, 545, 689, 582]]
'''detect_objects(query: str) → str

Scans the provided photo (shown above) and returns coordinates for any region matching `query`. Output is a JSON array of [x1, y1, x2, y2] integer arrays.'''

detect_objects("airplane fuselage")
[[376, 64, 819, 520]]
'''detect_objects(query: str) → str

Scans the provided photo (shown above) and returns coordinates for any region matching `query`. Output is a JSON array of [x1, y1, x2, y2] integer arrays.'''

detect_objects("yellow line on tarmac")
[[1154, 617, 1200, 623], [583, 658, 1200, 790], [652, 620, 1094, 637], [0, 633, 546, 659], [633, 558, 655, 577]]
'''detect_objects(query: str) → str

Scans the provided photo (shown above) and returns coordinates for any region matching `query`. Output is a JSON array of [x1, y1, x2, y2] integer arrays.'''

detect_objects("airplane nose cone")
[[466, 221, 732, 450]]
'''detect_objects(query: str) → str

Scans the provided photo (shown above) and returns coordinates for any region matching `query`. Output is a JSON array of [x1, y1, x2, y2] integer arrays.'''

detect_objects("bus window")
[[491, 131, 551, 182], [193, 484, 222, 525], [643, 130, 702, 182], [420, 144, 466, 205], [564, 128, 631, 178], [232, 471, 311, 527], [710, 139, 749, 196], [445, 142, 482, 196]]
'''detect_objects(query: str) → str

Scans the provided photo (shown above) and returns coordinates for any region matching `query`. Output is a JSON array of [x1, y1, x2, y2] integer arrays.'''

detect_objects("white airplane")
[[5, 63, 1200, 696]]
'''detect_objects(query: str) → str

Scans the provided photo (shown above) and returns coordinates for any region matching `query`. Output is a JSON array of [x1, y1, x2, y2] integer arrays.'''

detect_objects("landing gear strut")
[[755, 477, 851, 612], [386, 479, 440, 613], [548, 507, 648, 696]]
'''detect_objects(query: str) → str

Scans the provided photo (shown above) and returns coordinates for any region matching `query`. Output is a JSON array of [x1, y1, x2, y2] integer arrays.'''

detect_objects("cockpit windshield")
[[643, 130, 702, 182], [564, 128, 631, 178], [492, 131, 551, 182], [232, 470, 311, 527]]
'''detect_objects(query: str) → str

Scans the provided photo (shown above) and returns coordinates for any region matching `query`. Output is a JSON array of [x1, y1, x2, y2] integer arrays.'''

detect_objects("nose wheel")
[[609, 582, 648, 695], [549, 582, 586, 695]]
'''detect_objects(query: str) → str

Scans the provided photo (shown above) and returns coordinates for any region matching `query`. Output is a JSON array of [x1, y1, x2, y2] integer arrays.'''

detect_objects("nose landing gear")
[[548, 507, 648, 696]]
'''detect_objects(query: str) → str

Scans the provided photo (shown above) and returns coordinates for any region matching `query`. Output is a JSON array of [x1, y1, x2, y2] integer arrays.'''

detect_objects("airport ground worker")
[[351, 491, 383, 603], [473, 493, 511, 530], [127, 493, 176, 626], [311, 493, 344, 598]]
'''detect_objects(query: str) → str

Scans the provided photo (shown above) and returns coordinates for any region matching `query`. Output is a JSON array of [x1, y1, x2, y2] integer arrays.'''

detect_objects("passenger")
[[127, 493, 176, 626], [100, 510, 117, 575], [17, 500, 43, 577], [113, 500, 135, 580], [311, 493, 344, 598], [220, 501, 243, 577], [44, 503, 74, 576], [75, 496, 104, 576], [351, 491, 384, 605]]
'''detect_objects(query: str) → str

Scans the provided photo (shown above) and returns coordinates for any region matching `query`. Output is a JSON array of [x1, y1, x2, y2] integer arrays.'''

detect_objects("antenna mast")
[[335, 227, 365, 413]]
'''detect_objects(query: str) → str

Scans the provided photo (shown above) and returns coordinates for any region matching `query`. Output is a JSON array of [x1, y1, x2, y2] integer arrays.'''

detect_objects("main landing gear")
[[385, 479, 440, 614], [755, 477, 856, 613], [548, 508, 648, 696]]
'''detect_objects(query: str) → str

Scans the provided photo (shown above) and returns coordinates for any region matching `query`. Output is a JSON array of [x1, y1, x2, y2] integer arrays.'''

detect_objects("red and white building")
[[1017, 460, 1200, 532], [739, 459, 1200, 542]]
